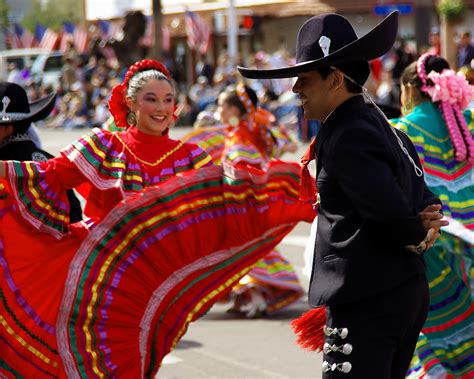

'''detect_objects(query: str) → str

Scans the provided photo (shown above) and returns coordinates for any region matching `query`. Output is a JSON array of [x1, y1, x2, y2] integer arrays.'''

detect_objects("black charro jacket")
[[309, 95, 440, 307], [0, 132, 83, 223]]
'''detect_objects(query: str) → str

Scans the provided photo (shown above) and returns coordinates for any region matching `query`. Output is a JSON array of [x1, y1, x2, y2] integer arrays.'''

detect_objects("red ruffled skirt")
[[0, 162, 315, 378]]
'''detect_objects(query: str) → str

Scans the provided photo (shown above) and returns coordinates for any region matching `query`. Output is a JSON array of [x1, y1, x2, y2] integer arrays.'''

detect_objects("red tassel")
[[299, 137, 317, 202], [300, 166, 317, 201], [290, 307, 326, 351]]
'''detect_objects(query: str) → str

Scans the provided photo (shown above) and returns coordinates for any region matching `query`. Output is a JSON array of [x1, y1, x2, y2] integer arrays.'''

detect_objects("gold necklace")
[[115, 134, 184, 167]]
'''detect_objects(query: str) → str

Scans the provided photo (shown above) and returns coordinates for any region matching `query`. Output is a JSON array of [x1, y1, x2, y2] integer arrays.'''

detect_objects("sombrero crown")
[[238, 11, 399, 80]]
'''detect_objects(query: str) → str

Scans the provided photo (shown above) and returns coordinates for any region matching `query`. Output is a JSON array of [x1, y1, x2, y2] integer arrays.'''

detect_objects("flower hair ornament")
[[108, 59, 175, 129], [417, 53, 474, 163], [235, 82, 276, 156]]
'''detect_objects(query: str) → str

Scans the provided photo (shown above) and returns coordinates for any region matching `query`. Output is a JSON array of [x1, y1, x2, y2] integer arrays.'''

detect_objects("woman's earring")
[[127, 112, 137, 126]]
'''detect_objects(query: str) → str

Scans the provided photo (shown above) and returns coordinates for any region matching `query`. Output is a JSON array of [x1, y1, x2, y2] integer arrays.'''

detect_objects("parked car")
[[30, 51, 89, 90], [30, 51, 64, 90], [0, 48, 48, 82]]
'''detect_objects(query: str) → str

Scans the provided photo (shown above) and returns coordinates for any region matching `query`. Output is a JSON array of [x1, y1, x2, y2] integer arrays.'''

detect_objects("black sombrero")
[[238, 11, 399, 81], [0, 82, 56, 125]]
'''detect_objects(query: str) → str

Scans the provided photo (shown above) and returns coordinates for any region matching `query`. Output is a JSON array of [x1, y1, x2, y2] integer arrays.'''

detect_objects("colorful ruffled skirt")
[[407, 231, 474, 379], [229, 249, 304, 315], [0, 162, 315, 378]]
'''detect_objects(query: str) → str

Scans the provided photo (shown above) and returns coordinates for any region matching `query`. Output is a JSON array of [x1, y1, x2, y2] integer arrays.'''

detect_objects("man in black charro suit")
[[238, 11, 448, 379]]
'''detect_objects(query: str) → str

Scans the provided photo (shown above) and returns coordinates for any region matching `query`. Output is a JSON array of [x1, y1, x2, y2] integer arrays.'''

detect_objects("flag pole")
[[80, 0, 87, 27], [151, 0, 163, 61], [227, 0, 238, 67]]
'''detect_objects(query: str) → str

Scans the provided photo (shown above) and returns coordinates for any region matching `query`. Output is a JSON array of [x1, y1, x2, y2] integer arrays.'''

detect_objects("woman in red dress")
[[0, 60, 314, 378]]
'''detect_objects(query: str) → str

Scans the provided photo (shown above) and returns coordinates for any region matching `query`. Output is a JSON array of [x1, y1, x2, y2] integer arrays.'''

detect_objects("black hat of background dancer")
[[0, 82, 56, 125], [238, 11, 399, 84]]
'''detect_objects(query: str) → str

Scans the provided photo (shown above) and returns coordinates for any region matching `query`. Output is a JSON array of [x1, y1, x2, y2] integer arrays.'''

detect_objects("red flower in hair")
[[108, 59, 172, 128], [108, 83, 128, 129]]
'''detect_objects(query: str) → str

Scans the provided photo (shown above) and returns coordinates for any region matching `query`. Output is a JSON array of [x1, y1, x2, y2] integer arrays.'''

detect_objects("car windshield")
[[44, 55, 63, 72], [6, 57, 25, 70], [31, 54, 62, 73]]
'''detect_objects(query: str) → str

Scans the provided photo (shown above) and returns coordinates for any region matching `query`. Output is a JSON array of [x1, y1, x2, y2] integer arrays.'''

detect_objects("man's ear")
[[332, 71, 345, 90]]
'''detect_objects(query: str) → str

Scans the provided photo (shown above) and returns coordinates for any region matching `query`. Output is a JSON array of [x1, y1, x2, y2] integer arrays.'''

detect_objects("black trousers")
[[322, 275, 429, 379]]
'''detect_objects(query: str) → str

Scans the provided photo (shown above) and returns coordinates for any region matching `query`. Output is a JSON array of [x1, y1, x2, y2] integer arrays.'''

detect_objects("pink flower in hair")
[[417, 53, 474, 163], [427, 70, 474, 109]]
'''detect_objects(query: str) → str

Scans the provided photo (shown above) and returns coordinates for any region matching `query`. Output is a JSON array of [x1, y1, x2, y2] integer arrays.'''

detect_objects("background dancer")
[[392, 53, 474, 378]]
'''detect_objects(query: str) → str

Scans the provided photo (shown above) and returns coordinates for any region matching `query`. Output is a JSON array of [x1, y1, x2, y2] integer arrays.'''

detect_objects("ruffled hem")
[[62, 128, 213, 194], [6, 161, 70, 239]]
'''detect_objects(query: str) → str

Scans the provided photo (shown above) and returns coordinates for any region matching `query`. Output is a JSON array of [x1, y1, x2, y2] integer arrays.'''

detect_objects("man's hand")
[[424, 228, 439, 250], [420, 204, 449, 231], [419, 204, 449, 249]]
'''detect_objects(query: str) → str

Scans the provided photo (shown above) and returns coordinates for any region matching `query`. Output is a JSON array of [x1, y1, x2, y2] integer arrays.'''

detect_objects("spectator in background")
[[84, 55, 98, 81], [391, 38, 416, 105], [7, 62, 24, 85], [189, 76, 217, 112], [195, 55, 214, 85], [91, 92, 110, 127], [457, 31, 474, 69], [427, 27, 441, 55], [61, 57, 77, 91], [175, 93, 199, 127], [213, 53, 236, 87]]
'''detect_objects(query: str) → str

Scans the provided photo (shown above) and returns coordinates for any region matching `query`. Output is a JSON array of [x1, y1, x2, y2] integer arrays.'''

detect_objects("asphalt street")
[[37, 126, 323, 379]]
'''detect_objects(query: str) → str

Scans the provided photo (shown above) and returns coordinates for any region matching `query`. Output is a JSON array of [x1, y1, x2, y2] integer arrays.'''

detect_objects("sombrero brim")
[[238, 11, 399, 79], [0, 93, 56, 124]]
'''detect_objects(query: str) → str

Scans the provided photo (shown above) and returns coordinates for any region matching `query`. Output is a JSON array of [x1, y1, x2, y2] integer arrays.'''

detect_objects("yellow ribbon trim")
[[114, 134, 184, 167], [83, 195, 224, 377], [0, 316, 58, 367]]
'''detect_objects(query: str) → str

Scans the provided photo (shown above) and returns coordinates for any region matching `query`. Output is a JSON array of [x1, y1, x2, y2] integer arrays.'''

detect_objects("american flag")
[[2, 26, 13, 48], [60, 22, 88, 54], [140, 16, 171, 52], [13, 24, 34, 48], [98, 20, 122, 42], [185, 11, 211, 55], [35, 24, 59, 51], [73, 25, 88, 54], [9, 25, 22, 48], [22, 28, 35, 48], [60, 22, 75, 53]]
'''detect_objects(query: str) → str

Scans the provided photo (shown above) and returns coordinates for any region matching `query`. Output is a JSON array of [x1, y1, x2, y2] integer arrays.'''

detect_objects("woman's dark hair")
[[400, 55, 450, 98], [222, 85, 258, 115]]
